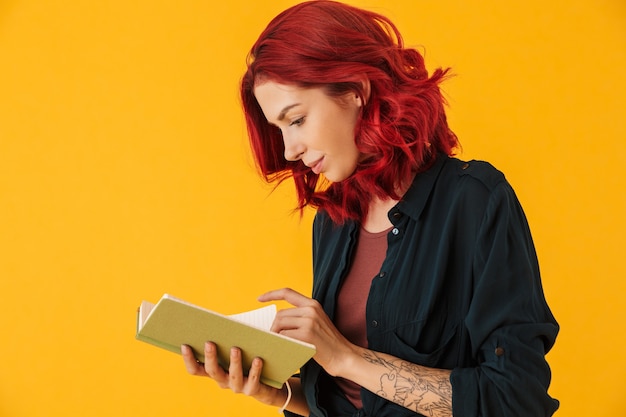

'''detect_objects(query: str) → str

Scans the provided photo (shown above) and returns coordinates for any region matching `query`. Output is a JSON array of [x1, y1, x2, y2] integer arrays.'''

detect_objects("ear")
[[356, 76, 371, 107]]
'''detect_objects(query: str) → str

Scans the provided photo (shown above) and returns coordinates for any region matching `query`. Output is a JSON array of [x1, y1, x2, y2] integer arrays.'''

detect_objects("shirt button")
[[392, 212, 402, 219], [379, 271, 386, 278], [495, 347, 505, 356], [391, 228, 399, 235], [371, 320, 379, 327]]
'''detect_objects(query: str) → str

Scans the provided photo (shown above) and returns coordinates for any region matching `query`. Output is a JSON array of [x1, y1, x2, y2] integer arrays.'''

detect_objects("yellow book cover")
[[136, 294, 316, 389]]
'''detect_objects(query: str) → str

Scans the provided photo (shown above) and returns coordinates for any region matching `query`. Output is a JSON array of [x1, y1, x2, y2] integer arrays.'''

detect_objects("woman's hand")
[[258, 287, 359, 377], [259, 288, 454, 417], [181, 342, 283, 407]]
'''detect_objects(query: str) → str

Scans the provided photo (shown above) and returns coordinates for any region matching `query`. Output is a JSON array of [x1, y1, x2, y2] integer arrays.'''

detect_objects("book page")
[[227, 304, 277, 331], [137, 300, 155, 330], [139, 295, 278, 332]]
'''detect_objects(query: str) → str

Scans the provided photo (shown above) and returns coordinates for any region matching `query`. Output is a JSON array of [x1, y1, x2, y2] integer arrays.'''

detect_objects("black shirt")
[[288, 155, 559, 417]]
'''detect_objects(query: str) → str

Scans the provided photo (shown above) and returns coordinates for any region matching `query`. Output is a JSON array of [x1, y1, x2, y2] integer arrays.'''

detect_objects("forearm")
[[339, 346, 453, 417]]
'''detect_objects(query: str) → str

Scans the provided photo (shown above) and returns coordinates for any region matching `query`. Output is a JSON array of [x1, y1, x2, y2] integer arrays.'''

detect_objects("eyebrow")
[[277, 103, 301, 121]]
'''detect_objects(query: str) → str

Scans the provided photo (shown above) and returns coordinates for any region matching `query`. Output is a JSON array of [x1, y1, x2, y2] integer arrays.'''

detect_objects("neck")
[[361, 172, 415, 233], [362, 196, 397, 233]]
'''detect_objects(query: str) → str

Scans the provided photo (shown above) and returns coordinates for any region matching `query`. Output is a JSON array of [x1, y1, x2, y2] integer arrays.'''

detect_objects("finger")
[[181, 344, 207, 376], [228, 347, 244, 393], [203, 342, 228, 384], [271, 303, 325, 334], [257, 287, 311, 307], [243, 357, 264, 396], [271, 310, 309, 331], [273, 314, 322, 338]]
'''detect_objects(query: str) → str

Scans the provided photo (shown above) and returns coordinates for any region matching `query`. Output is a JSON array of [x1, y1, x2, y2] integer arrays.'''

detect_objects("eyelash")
[[290, 117, 305, 127]]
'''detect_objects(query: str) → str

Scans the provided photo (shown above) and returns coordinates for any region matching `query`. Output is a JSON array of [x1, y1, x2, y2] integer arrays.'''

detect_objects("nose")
[[282, 131, 306, 161]]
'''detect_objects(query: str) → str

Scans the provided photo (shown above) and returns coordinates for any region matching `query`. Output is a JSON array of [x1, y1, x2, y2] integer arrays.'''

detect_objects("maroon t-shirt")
[[334, 226, 390, 409]]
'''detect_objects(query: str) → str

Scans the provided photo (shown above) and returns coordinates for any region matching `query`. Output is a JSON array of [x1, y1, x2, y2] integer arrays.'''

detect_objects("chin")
[[323, 170, 355, 183]]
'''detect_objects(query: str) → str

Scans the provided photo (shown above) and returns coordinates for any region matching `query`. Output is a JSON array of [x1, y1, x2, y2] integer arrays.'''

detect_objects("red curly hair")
[[241, 0, 458, 224]]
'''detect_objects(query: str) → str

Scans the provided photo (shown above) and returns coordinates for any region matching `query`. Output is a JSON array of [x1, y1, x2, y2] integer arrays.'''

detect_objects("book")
[[135, 294, 316, 389]]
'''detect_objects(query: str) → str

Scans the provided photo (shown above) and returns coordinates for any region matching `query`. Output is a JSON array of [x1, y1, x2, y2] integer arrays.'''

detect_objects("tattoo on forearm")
[[362, 351, 453, 417]]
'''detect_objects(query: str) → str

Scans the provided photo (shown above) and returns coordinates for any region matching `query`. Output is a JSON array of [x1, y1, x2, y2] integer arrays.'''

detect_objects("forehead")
[[254, 81, 302, 108], [254, 81, 320, 122]]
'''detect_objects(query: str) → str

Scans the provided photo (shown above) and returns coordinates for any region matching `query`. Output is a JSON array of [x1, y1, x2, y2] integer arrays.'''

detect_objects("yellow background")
[[1, 0, 624, 416]]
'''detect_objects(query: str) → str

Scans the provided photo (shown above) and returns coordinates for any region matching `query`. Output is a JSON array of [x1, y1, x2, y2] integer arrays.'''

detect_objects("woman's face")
[[254, 80, 363, 183]]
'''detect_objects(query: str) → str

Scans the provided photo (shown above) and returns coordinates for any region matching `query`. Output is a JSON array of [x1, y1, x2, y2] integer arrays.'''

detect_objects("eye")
[[289, 117, 305, 127]]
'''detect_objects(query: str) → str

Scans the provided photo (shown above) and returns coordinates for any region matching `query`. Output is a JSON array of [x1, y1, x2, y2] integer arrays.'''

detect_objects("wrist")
[[277, 380, 292, 413], [328, 344, 363, 378]]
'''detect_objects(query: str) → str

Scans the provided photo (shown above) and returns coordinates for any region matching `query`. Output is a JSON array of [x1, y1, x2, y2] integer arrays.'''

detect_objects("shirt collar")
[[394, 153, 448, 222]]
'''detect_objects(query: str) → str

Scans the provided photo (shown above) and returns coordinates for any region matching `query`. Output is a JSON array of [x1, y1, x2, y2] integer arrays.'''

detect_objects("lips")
[[306, 157, 324, 174]]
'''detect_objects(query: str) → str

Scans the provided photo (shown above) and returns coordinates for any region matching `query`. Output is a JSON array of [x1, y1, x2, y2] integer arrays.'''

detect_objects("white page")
[[228, 304, 277, 331]]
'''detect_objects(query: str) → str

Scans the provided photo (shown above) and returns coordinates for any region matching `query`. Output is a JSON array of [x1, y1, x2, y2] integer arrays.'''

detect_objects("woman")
[[182, 1, 559, 416]]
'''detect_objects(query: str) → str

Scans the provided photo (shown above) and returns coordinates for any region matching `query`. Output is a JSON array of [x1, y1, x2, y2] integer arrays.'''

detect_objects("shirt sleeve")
[[450, 181, 559, 416]]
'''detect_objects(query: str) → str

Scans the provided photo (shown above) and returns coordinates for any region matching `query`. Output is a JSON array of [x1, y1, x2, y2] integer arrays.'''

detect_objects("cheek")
[[332, 122, 358, 153], [330, 146, 360, 182]]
